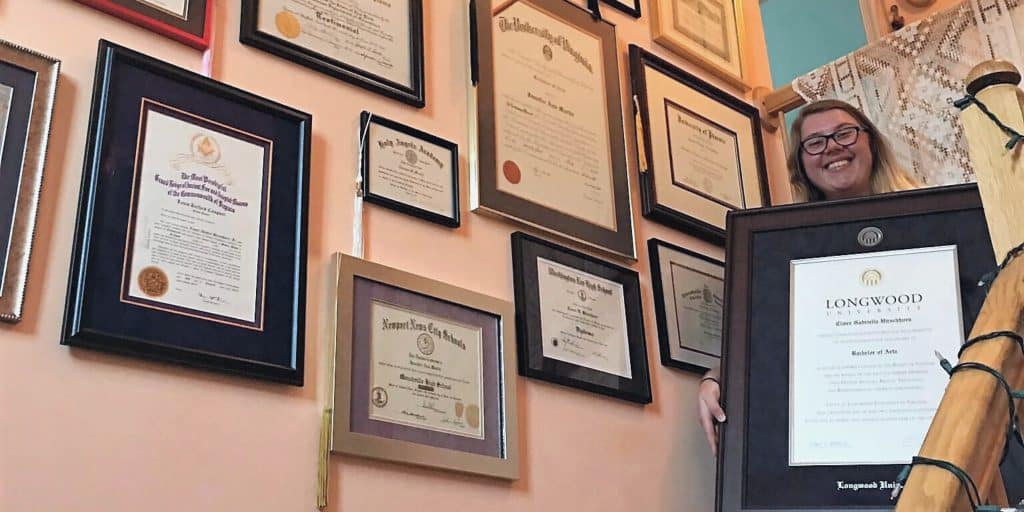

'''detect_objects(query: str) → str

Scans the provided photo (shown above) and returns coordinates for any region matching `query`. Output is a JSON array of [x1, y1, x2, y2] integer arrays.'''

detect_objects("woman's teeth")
[[826, 159, 851, 170]]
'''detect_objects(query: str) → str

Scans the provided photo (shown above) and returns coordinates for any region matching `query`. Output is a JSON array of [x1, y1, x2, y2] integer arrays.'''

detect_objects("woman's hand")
[[698, 373, 726, 456]]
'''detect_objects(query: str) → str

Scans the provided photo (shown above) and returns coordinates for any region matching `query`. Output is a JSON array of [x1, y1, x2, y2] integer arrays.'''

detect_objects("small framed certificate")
[[0, 41, 59, 323], [360, 112, 459, 228], [648, 238, 723, 372], [471, 0, 636, 260], [601, 0, 641, 18], [62, 40, 310, 385], [629, 45, 767, 245], [332, 254, 519, 480], [240, 0, 425, 108], [74, 0, 212, 49], [649, 0, 746, 88], [511, 232, 651, 404]]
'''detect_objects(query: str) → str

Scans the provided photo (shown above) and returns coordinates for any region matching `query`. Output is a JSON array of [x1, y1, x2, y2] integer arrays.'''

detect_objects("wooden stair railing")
[[894, 60, 1024, 510]]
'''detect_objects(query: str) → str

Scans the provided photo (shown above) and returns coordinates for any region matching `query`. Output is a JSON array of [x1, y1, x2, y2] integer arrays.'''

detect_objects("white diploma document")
[[368, 301, 485, 439], [368, 122, 453, 218], [789, 246, 964, 466], [139, 0, 189, 19], [536, 257, 632, 378], [257, 0, 412, 88], [492, 2, 616, 230], [124, 100, 270, 327]]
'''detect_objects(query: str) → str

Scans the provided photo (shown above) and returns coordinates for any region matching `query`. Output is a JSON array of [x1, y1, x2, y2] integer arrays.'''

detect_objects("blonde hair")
[[787, 99, 919, 202]]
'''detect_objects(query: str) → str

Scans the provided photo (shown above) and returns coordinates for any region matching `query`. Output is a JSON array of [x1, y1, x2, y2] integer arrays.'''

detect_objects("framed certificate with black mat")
[[716, 184, 1019, 511], [511, 231, 651, 404], [62, 41, 310, 385]]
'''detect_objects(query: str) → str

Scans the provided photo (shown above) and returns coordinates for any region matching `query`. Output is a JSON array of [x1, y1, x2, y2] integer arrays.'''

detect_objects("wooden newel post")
[[959, 59, 1024, 262], [894, 61, 1024, 510]]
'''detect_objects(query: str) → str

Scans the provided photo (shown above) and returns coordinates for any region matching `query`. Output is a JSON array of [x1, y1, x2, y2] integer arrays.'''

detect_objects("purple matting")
[[350, 277, 504, 458]]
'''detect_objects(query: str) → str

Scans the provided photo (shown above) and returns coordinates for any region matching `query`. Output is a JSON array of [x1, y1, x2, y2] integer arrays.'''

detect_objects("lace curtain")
[[793, 0, 1024, 186]]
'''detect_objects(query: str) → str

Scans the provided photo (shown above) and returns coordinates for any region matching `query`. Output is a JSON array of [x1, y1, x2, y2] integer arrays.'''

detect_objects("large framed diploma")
[[648, 238, 724, 372], [0, 41, 58, 323], [629, 45, 767, 245], [511, 232, 651, 404], [470, 0, 636, 260], [716, 184, 1017, 511], [62, 41, 310, 385], [240, 0, 425, 108], [74, 0, 212, 49], [333, 254, 519, 479], [359, 111, 460, 228], [649, 0, 747, 89]]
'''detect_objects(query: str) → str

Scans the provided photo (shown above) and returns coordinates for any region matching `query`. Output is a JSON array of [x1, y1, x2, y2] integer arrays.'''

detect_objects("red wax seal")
[[502, 160, 521, 184]]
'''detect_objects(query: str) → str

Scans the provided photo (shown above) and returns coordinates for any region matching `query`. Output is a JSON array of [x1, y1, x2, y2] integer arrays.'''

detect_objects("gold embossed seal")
[[465, 404, 480, 429], [275, 11, 302, 39], [137, 266, 169, 298]]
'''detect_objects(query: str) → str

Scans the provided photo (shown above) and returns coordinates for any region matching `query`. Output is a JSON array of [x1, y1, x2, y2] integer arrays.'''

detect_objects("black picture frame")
[[717, 184, 1003, 511], [359, 111, 460, 228], [601, 0, 641, 18], [511, 231, 651, 404], [648, 238, 724, 373], [239, 0, 425, 108], [62, 40, 310, 386], [629, 44, 768, 245], [471, 0, 636, 260]]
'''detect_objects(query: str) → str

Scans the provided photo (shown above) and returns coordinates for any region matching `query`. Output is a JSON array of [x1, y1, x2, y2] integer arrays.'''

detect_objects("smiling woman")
[[786, 99, 919, 202]]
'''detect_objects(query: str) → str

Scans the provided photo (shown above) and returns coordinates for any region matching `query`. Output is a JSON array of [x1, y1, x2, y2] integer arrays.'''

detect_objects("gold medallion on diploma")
[[275, 10, 301, 39], [502, 160, 521, 184], [137, 266, 169, 298]]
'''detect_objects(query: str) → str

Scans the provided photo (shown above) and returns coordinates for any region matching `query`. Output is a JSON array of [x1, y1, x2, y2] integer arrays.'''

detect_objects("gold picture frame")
[[649, 0, 747, 89], [332, 254, 520, 479]]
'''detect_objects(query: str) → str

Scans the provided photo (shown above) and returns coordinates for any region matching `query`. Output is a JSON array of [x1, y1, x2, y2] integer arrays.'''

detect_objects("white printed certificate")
[[789, 246, 964, 466], [536, 257, 632, 378], [121, 99, 271, 329], [368, 301, 485, 438]]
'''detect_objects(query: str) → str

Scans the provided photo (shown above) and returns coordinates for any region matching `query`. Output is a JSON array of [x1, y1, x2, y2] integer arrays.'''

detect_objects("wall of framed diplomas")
[[0, 1, 793, 511]]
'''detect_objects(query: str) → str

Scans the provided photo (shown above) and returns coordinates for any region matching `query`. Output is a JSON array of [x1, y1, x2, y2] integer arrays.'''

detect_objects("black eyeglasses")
[[800, 126, 866, 155]]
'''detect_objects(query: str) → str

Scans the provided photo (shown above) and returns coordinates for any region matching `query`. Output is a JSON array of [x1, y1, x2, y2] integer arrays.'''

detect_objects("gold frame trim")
[[649, 0, 748, 90], [331, 254, 520, 480]]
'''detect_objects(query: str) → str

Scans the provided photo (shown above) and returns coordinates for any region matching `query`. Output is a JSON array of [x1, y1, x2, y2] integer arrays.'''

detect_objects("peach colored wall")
[[0, 1, 785, 511]]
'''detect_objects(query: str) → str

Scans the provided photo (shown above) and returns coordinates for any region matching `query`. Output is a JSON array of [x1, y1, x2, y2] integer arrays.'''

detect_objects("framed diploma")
[[601, 0, 641, 18], [74, 0, 212, 50], [511, 231, 651, 404], [62, 40, 310, 385], [717, 184, 1015, 510], [360, 112, 460, 228], [332, 254, 519, 479], [0, 41, 58, 323], [629, 45, 767, 245], [649, 0, 746, 89], [470, 0, 636, 260], [239, 0, 425, 108], [648, 238, 723, 372]]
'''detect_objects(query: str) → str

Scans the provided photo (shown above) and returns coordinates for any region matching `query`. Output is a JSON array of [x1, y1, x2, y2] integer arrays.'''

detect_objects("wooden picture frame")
[[0, 41, 59, 323], [240, 0, 426, 108], [332, 254, 519, 479], [360, 111, 460, 228], [511, 231, 651, 404], [470, 0, 636, 260], [62, 40, 310, 385], [629, 44, 768, 244], [649, 0, 747, 89], [74, 0, 212, 50]]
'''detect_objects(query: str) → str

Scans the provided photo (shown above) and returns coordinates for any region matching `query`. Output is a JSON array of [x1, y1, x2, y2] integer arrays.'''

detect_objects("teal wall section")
[[760, 0, 868, 88]]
